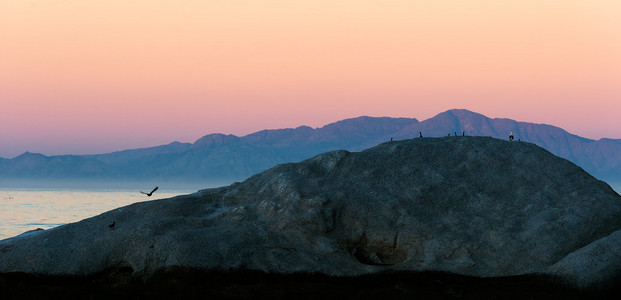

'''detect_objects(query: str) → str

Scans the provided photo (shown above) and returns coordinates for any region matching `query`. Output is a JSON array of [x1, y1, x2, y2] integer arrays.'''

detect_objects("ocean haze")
[[1, 109, 620, 187]]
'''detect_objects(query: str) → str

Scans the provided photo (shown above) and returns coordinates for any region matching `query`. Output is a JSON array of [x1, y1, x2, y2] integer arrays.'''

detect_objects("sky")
[[1, 0, 620, 158]]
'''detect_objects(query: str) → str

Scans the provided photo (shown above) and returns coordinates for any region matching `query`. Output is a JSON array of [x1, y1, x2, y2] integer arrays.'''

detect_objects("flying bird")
[[141, 186, 159, 197], [108, 221, 115, 229]]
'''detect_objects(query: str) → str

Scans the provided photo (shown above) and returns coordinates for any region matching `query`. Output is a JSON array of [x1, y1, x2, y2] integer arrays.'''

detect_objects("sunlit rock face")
[[1, 136, 620, 288]]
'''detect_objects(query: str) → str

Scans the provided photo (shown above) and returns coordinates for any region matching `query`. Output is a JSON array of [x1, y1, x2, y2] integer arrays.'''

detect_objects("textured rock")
[[547, 229, 621, 288], [1, 137, 620, 289]]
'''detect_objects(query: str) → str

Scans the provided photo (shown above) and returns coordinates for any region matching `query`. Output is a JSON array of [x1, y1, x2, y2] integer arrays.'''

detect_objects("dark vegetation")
[[1, 267, 617, 299]]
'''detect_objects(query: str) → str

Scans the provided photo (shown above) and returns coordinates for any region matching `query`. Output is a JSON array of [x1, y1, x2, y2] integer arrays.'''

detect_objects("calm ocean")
[[0, 187, 196, 240]]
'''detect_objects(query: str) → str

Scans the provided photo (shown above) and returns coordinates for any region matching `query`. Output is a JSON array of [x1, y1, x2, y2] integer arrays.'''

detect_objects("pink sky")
[[1, 1, 620, 158]]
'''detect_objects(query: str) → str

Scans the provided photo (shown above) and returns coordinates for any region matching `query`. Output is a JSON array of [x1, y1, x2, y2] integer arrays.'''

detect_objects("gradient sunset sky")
[[1, 0, 620, 158]]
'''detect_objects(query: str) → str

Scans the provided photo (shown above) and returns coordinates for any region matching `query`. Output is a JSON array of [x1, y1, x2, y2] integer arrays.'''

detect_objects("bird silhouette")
[[141, 186, 159, 196], [108, 221, 115, 229]]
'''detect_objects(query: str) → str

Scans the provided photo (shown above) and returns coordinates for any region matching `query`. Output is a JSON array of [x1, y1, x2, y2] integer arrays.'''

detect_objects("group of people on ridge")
[[390, 131, 518, 141]]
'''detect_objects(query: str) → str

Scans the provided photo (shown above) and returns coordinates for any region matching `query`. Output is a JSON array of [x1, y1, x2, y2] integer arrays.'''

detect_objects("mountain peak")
[[14, 151, 47, 160], [431, 109, 493, 125], [441, 108, 476, 114], [193, 134, 240, 148]]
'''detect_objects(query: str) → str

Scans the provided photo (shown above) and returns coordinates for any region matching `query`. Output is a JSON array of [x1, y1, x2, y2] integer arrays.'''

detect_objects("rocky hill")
[[1, 110, 620, 187], [394, 109, 621, 183], [1, 136, 620, 290]]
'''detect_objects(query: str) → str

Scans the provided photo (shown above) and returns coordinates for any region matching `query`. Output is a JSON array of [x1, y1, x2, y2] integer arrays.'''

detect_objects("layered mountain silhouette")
[[1, 109, 620, 185]]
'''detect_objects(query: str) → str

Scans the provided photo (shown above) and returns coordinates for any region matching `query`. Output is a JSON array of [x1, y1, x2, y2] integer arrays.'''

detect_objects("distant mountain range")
[[1, 109, 620, 186]]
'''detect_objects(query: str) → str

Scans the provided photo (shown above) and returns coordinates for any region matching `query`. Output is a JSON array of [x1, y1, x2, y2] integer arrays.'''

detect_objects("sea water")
[[0, 188, 196, 240]]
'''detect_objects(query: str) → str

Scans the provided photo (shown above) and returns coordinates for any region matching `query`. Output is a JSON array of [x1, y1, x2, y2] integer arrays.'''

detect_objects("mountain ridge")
[[1, 109, 620, 185]]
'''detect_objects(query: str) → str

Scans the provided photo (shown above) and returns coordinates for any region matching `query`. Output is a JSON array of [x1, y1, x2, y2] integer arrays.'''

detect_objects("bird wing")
[[140, 191, 148, 195], [151, 186, 159, 194]]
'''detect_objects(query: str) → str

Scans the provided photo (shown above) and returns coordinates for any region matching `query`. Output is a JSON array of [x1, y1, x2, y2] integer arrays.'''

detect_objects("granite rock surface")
[[1, 136, 620, 288]]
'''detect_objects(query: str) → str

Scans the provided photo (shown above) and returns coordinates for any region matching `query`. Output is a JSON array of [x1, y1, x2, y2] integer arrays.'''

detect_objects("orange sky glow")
[[1, 0, 620, 157]]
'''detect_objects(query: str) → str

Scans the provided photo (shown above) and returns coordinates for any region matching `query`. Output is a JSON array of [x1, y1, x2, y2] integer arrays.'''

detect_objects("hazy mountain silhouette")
[[0, 151, 121, 179], [1, 109, 620, 185]]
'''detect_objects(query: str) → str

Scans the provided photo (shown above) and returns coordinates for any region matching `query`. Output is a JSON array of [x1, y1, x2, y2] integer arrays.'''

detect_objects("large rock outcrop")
[[1, 136, 620, 288]]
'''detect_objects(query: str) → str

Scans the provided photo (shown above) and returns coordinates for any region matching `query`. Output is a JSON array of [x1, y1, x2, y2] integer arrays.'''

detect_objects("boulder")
[[1, 136, 620, 289]]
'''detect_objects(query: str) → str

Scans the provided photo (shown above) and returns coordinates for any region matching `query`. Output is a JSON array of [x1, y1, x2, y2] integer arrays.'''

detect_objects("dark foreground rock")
[[2, 268, 613, 300], [1, 136, 621, 294]]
